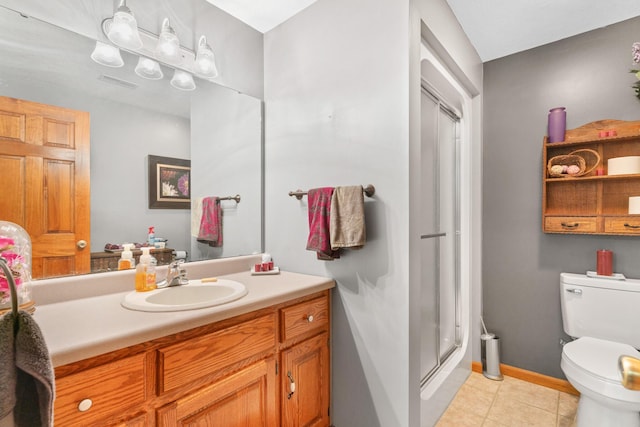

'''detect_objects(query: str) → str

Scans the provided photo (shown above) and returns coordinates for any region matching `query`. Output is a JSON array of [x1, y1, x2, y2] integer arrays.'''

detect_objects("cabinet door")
[[156, 358, 277, 427], [281, 332, 329, 427]]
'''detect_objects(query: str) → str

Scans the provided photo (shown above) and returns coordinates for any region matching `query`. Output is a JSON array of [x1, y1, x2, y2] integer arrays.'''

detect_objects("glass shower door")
[[419, 86, 460, 386]]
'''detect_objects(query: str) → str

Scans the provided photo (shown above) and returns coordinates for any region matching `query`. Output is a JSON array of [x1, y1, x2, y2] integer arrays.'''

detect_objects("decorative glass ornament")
[[0, 221, 34, 314]]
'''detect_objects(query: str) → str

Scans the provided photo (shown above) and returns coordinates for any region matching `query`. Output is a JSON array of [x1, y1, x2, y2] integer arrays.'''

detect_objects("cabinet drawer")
[[604, 217, 640, 234], [158, 313, 276, 394], [281, 296, 329, 342], [54, 353, 147, 426], [544, 217, 597, 233]]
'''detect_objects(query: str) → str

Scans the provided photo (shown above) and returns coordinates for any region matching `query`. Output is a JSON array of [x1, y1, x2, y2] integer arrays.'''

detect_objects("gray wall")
[[264, 0, 482, 426], [190, 84, 263, 260], [483, 16, 640, 378]]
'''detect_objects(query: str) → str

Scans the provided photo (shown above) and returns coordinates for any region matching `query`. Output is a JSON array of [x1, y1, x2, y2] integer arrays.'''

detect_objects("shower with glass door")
[[419, 84, 461, 387]]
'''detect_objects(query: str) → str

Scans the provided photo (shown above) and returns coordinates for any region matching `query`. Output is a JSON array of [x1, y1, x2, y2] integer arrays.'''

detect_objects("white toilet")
[[560, 272, 640, 427]]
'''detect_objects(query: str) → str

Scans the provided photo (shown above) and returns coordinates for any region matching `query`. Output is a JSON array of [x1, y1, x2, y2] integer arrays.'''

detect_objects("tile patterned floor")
[[436, 372, 579, 427]]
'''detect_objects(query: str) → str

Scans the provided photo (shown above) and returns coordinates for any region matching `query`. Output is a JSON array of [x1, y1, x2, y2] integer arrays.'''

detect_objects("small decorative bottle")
[[548, 107, 567, 143], [0, 221, 34, 314], [118, 243, 135, 270]]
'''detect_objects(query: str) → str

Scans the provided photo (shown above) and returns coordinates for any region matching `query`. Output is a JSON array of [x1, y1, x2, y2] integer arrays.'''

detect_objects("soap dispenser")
[[135, 247, 157, 292], [118, 244, 135, 270]]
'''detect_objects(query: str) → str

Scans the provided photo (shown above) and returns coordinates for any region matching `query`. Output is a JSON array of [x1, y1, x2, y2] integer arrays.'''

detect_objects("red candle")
[[596, 250, 613, 276]]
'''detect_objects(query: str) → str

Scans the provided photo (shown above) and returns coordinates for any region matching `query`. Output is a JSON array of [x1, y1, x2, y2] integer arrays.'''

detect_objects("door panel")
[[0, 96, 90, 278], [420, 89, 440, 381], [419, 87, 461, 385], [281, 333, 329, 427]]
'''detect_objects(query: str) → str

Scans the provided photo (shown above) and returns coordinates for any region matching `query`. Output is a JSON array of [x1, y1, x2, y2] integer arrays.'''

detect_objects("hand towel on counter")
[[197, 196, 223, 247], [306, 187, 340, 260], [190, 196, 204, 238], [330, 185, 366, 250], [0, 311, 55, 427]]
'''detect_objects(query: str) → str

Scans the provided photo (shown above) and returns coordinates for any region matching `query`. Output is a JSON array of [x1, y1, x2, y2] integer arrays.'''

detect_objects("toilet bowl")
[[562, 336, 640, 427]]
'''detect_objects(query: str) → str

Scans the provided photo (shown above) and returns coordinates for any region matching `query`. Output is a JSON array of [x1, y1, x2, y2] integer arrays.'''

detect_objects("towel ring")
[[0, 257, 18, 316]]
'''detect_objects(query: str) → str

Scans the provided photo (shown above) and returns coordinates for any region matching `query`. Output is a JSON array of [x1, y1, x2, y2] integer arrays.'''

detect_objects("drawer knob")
[[307, 315, 314, 323], [624, 223, 640, 229], [77, 398, 93, 412]]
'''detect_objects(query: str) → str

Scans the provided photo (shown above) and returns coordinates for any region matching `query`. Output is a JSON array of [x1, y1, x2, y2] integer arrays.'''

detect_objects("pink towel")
[[197, 197, 223, 247], [306, 187, 340, 260]]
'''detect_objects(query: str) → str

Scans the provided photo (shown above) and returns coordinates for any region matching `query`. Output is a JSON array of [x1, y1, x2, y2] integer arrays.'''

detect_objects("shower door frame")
[[419, 83, 462, 388]]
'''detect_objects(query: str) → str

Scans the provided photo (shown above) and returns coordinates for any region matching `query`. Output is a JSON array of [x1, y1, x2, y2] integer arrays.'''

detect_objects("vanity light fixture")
[[90, 41, 124, 67], [193, 36, 218, 78], [134, 57, 163, 80], [93, 3, 220, 91], [155, 18, 181, 65], [170, 69, 196, 91], [106, 0, 143, 50]]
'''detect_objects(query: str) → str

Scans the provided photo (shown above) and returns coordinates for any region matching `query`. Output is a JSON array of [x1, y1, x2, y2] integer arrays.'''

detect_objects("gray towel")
[[0, 311, 55, 427], [330, 186, 366, 250]]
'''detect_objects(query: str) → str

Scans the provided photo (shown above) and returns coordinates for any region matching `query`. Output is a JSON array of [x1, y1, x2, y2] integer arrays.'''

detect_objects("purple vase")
[[548, 107, 566, 143]]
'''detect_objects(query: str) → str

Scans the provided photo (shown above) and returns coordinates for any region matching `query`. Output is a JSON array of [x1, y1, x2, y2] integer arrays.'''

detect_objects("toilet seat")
[[562, 336, 640, 406]]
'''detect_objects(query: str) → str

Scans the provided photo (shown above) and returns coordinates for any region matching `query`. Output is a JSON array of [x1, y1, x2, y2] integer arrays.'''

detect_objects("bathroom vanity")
[[32, 256, 333, 426]]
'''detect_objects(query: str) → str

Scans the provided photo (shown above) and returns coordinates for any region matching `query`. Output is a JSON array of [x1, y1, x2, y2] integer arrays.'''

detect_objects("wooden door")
[[156, 358, 278, 427], [281, 333, 330, 427], [0, 96, 90, 278]]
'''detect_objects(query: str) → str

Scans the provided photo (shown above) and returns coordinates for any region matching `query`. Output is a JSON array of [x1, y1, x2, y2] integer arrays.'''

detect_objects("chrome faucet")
[[157, 260, 189, 288]]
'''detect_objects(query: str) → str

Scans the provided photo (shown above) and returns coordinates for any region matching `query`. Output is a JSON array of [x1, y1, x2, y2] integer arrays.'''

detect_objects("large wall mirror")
[[0, 5, 263, 278]]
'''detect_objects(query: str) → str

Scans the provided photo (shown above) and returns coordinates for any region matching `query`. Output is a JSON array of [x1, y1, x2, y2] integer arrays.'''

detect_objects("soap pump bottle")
[[135, 247, 157, 292], [141, 247, 157, 291], [118, 243, 135, 270]]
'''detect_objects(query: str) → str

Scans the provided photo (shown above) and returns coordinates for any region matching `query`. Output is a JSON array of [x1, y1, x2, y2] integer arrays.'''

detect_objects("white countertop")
[[32, 263, 335, 367]]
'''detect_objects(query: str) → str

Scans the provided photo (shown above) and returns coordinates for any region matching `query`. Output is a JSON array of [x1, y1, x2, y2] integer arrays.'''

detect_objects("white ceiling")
[[446, 0, 640, 62], [204, 0, 318, 33], [206, 0, 640, 62]]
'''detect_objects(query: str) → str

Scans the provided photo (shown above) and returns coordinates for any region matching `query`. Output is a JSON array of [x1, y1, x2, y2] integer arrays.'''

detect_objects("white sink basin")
[[121, 279, 247, 312]]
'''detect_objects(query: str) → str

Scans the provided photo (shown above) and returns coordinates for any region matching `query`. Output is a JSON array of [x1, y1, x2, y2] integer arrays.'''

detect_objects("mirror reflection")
[[0, 6, 263, 278]]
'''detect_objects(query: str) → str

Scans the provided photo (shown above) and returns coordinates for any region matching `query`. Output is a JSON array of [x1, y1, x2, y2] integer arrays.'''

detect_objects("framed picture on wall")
[[148, 155, 191, 209]]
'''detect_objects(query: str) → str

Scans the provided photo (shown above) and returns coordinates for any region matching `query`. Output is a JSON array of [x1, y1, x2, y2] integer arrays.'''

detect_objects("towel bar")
[[288, 184, 375, 200], [219, 194, 241, 203]]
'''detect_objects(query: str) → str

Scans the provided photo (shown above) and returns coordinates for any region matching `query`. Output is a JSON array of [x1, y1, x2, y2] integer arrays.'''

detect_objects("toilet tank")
[[560, 272, 640, 348]]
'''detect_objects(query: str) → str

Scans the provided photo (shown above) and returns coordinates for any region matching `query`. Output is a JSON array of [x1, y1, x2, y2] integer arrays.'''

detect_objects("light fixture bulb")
[[134, 57, 163, 80], [193, 35, 219, 78], [155, 18, 181, 64], [170, 70, 195, 91], [107, 0, 143, 50], [90, 41, 124, 67]]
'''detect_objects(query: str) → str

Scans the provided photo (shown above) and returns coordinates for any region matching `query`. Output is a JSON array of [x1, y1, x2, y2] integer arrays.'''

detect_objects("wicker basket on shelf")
[[547, 148, 600, 178]]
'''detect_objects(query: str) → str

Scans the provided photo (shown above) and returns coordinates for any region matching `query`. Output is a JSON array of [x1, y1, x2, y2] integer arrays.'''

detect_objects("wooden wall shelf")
[[542, 119, 640, 235]]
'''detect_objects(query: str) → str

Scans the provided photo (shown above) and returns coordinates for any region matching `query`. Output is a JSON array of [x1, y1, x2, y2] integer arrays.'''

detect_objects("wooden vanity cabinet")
[[542, 119, 640, 235], [53, 289, 331, 427], [279, 296, 331, 427]]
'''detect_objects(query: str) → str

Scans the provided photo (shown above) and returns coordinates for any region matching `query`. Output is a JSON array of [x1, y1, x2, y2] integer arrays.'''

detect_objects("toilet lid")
[[563, 337, 640, 382]]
